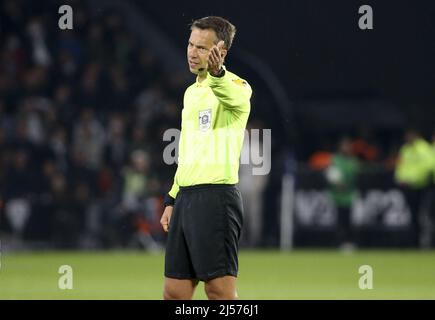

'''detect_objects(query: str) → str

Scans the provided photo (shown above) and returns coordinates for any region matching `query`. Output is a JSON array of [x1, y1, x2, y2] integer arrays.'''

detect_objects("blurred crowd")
[[0, 0, 185, 249]]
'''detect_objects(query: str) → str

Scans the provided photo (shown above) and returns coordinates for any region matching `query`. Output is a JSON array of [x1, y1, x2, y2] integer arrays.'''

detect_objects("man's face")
[[187, 27, 220, 74]]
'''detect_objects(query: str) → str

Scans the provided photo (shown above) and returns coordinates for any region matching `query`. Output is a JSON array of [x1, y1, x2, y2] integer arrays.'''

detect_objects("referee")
[[160, 16, 252, 300]]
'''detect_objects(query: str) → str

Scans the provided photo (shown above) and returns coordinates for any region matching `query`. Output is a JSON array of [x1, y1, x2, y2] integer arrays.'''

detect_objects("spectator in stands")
[[49, 171, 81, 248], [53, 83, 75, 124], [72, 108, 105, 170], [112, 149, 153, 247], [27, 17, 52, 67], [395, 128, 433, 247], [325, 136, 360, 251], [308, 137, 333, 170], [351, 126, 379, 163], [0, 124, 7, 234], [3, 149, 35, 200], [431, 129, 435, 184], [68, 149, 97, 200], [49, 125, 69, 171], [308, 150, 332, 171], [426, 129, 435, 247], [395, 129, 433, 189], [0, 124, 7, 186], [3, 149, 35, 241], [104, 113, 128, 171], [129, 125, 149, 155], [121, 149, 149, 212], [77, 62, 102, 109], [0, 1, 182, 249]]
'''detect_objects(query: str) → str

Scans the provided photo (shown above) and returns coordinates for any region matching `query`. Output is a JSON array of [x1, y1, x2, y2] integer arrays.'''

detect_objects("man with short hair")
[[395, 128, 433, 247], [160, 16, 252, 300]]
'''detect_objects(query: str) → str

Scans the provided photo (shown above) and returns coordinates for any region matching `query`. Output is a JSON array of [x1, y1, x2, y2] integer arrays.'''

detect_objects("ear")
[[220, 49, 228, 60], [217, 40, 227, 59]]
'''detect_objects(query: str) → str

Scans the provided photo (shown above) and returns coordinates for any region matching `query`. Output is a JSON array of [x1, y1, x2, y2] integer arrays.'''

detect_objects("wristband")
[[210, 67, 225, 78], [164, 193, 175, 207]]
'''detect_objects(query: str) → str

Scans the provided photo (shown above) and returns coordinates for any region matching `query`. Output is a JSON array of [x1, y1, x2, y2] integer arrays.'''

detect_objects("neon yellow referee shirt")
[[168, 67, 252, 199]]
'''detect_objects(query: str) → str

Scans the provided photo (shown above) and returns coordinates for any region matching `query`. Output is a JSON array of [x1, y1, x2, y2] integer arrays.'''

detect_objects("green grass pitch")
[[1, 249, 434, 299]]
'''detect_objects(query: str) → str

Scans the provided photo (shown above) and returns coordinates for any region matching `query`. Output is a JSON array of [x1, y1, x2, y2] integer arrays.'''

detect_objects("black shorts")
[[164, 184, 244, 281]]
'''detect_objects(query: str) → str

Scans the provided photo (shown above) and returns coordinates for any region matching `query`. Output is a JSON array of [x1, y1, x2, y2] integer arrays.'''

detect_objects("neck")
[[197, 70, 207, 83]]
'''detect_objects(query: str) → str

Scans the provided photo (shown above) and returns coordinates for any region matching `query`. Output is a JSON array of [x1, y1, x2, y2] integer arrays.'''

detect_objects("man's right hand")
[[160, 205, 173, 232]]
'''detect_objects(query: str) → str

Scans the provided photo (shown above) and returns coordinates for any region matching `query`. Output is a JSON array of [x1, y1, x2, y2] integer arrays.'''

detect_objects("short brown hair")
[[190, 16, 236, 50]]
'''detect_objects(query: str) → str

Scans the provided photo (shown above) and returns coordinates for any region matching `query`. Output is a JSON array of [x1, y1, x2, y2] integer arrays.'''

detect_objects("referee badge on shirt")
[[199, 109, 212, 132]]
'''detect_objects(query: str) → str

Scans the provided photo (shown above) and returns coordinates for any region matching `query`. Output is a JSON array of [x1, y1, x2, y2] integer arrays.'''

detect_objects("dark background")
[[138, 0, 435, 124]]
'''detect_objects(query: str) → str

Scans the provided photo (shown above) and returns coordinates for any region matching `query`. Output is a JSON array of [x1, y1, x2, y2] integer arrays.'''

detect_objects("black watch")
[[210, 67, 225, 78]]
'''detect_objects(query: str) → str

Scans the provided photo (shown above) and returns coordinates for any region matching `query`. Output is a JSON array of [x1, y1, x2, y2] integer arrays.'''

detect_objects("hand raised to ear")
[[207, 40, 225, 76]]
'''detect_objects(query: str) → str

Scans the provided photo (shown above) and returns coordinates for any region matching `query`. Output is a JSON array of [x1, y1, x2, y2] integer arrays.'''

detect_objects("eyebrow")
[[188, 41, 208, 50]]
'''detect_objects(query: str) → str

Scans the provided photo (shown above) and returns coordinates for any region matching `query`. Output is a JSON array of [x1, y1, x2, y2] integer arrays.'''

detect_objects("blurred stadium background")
[[0, 0, 435, 299]]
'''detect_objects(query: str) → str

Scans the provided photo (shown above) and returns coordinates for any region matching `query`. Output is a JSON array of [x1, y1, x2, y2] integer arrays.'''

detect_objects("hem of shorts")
[[197, 269, 238, 282], [164, 272, 197, 280], [165, 269, 237, 282]]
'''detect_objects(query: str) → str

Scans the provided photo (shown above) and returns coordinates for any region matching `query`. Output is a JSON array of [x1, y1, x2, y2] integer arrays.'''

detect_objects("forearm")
[[207, 71, 251, 113]]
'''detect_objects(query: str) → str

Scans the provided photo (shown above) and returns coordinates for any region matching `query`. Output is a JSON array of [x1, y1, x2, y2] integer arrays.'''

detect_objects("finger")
[[206, 49, 213, 62], [160, 219, 168, 232], [214, 46, 224, 62], [211, 51, 219, 65], [211, 47, 221, 63], [207, 49, 214, 62], [212, 45, 221, 58], [210, 46, 218, 58], [208, 51, 217, 66], [160, 216, 167, 226], [217, 40, 224, 49]]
